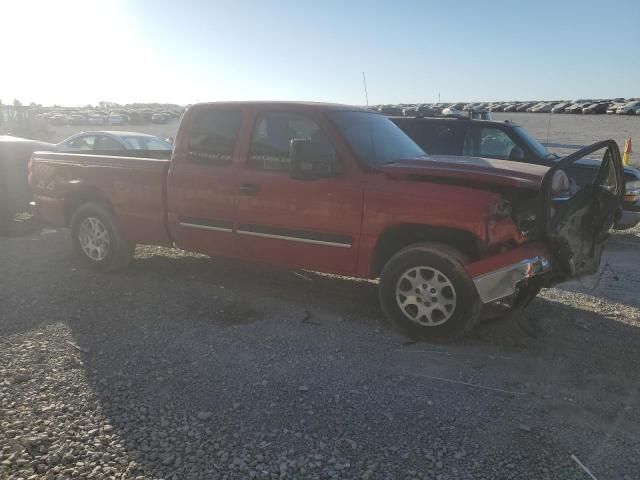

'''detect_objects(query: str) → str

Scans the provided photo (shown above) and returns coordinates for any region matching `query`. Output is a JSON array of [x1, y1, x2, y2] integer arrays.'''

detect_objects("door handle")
[[238, 183, 260, 195]]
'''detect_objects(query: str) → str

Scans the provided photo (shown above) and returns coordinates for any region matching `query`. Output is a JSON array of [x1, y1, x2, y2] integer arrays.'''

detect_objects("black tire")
[[379, 243, 482, 343], [627, 110, 636, 116], [70, 202, 133, 271]]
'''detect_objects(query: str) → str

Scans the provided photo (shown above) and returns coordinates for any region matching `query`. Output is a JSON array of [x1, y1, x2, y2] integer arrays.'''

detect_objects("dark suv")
[[391, 116, 640, 229]]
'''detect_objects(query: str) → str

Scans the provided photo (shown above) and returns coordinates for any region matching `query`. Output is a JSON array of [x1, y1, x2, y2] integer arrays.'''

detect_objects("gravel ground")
[[3, 114, 640, 479], [1, 225, 639, 480]]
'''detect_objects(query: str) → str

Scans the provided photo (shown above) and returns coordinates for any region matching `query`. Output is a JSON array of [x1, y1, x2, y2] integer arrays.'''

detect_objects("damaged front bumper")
[[465, 243, 553, 304], [467, 140, 624, 304]]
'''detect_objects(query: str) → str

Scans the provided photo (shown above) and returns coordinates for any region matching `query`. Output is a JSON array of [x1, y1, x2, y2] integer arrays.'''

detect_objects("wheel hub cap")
[[396, 266, 457, 326], [78, 217, 110, 261]]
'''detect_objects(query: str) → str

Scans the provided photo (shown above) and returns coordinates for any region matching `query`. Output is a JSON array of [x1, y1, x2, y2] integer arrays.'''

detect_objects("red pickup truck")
[[29, 102, 623, 341]]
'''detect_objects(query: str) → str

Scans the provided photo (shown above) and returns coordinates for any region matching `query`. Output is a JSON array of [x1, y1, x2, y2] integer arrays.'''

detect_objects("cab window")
[[248, 111, 335, 172], [463, 127, 517, 160]]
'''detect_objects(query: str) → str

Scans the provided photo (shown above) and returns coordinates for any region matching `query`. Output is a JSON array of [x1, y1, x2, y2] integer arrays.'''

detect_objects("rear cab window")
[[187, 108, 243, 166]]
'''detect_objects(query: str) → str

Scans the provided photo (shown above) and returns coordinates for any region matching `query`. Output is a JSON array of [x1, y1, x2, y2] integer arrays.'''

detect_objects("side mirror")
[[289, 139, 341, 180], [509, 146, 525, 162]]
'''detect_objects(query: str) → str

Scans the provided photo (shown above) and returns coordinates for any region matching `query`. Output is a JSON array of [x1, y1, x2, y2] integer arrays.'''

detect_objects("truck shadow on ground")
[[63, 265, 640, 480], [4, 231, 640, 479], [128, 253, 384, 326]]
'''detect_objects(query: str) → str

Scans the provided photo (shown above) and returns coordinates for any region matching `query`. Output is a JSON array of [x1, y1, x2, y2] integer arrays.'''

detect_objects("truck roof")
[[190, 101, 372, 112], [389, 115, 521, 129]]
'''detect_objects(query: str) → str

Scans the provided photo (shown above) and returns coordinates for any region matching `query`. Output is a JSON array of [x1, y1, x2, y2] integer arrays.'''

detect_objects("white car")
[[616, 101, 640, 115], [441, 107, 466, 117], [607, 102, 625, 114], [57, 131, 173, 152]]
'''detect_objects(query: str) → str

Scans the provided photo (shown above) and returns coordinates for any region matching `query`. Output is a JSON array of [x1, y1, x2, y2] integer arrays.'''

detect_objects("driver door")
[[546, 141, 623, 279], [233, 109, 364, 276]]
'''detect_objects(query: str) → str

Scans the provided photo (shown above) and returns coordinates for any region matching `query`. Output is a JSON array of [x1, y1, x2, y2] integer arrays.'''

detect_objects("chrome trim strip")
[[179, 222, 232, 233], [236, 230, 352, 248], [472, 255, 552, 304]]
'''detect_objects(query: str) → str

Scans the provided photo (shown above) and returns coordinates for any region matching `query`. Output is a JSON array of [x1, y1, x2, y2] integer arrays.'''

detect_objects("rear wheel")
[[70, 202, 133, 271], [379, 243, 482, 342]]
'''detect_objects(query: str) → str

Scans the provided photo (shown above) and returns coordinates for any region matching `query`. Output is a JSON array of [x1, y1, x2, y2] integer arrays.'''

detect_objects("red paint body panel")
[[379, 156, 549, 191], [31, 101, 553, 282], [30, 153, 171, 246]]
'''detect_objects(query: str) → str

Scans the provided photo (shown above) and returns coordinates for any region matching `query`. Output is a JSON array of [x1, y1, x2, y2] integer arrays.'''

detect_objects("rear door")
[[166, 106, 245, 257], [546, 141, 623, 278], [233, 109, 364, 276]]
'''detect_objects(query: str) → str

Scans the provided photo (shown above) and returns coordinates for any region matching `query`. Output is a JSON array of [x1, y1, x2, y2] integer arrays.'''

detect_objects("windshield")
[[329, 111, 425, 166], [512, 126, 555, 159], [121, 135, 172, 150]]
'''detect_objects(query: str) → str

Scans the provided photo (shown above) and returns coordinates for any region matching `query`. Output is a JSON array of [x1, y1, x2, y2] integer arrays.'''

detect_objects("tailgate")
[[543, 140, 624, 279]]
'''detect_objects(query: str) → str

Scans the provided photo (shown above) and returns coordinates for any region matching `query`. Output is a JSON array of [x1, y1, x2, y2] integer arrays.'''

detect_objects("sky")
[[2, 0, 639, 106]]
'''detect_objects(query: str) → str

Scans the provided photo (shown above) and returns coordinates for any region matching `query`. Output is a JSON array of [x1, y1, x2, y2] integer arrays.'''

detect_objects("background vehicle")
[[616, 101, 640, 115], [583, 102, 610, 114], [68, 114, 86, 125], [489, 103, 507, 112], [108, 113, 126, 125], [29, 102, 623, 342], [151, 112, 168, 123], [441, 106, 466, 117], [607, 102, 626, 114], [57, 131, 173, 153], [378, 106, 404, 116], [391, 115, 639, 229], [516, 102, 535, 112], [416, 104, 435, 116], [566, 102, 592, 114], [87, 114, 106, 125], [533, 102, 558, 113], [527, 102, 546, 112], [551, 101, 572, 113]]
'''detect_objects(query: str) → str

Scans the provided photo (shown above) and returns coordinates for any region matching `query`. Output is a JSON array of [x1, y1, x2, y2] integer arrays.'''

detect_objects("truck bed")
[[30, 151, 172, 246]]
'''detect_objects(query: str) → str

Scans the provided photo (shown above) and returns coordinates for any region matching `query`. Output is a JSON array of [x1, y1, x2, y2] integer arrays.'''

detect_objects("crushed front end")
[[465, 140, 623, 307]]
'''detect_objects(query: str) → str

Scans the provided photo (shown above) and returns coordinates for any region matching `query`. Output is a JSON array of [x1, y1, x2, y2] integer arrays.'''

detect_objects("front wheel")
[[379, 243, 482, 343], [70, 202, 133, 271]]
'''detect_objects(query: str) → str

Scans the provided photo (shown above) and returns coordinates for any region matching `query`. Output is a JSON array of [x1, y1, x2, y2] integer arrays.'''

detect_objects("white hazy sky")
[[3, 0, 639, 106]]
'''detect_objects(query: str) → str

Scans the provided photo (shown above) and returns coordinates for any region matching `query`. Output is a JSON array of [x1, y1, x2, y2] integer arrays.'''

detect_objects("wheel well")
[[370, 224, 484, 277], [64, 190, 111, 226]]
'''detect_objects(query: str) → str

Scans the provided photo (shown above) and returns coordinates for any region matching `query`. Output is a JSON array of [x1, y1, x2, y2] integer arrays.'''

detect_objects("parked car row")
[[373, 98, 640, 117], [37, 107, 184, 126]]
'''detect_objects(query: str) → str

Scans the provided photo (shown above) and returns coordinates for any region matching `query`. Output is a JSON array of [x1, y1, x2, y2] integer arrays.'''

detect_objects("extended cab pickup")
[[30, 102, 624, 341]]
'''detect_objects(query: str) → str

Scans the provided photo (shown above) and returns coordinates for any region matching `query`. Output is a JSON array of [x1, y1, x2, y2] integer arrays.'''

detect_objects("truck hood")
[[378, 155, 550, 190]]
